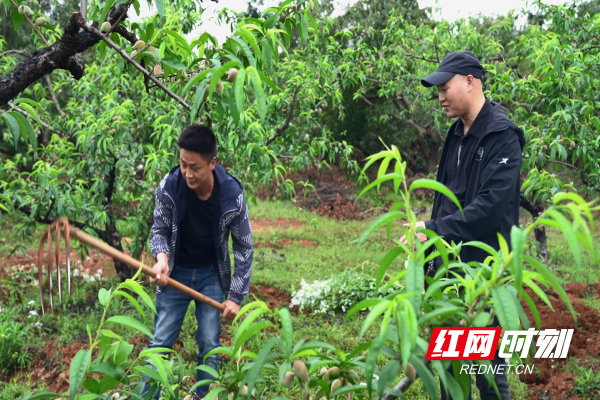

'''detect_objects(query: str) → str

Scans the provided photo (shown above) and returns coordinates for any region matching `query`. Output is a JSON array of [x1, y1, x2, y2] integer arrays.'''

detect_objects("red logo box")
[[425, 327, 503, 360]]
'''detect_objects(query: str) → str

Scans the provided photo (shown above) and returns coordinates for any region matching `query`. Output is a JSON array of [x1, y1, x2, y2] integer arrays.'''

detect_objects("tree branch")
[[44, 75, 65, 115], [106, 0, 133, 35], [361, 94, 377, 109], [102, 157, 118, 207], [78, 21, 192, 111], [265, 85, 301, 146], [0, 49, 30, 58], [0, 5, 132, 107]]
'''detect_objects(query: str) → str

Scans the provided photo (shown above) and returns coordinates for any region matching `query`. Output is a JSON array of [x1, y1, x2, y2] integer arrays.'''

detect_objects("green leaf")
[[119, 281, 156, 315], [332, 384, 370, 398], [69, 349, 92, 400], [279, 308, 293, 358], [377, 360, 400, 397], [113, 341, 134, 365], [360, 300, 390, 338], [196, 364, 219, 378], [472, 312, 491, 328], [405, 259, 423, 315], [190, 78, 208, 123], [105, 316, 154, 339], [98, 329, 122, 341], [510, 226, 526, 292], [358, 211, 407, 246], [98, 288, 111, 306], [161, 57, 186, 70], [545, 209, 582, 274], [245, 337, 277, 397], [492, 286, 519, 331], [82, 378, 100, 394], [3, 112, 20, 150], [22, 392, 61, 400], [88, 363, 127, 383], [246, 66, 266, 122], [15, 102, 42, 126], [262, 41, 273, 74], [365, 332, 387, 394], [524, 255, 576, 322], [376, 247, 403, 289], [155, 0, 164, 18], [100, 0, 116, 24], [235, 67, 247, 117], [432, 361, 464, 400], [411, 355, 439, 400], [113, 290, 146, 322], [409, 179, 463, 216], [11, 8, 24, 31], [14, 112, 36, 149]]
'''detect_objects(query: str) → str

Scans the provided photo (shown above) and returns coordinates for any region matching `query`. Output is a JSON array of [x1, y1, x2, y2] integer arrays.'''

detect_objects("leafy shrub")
[[291, 268, 403, 314], [0, 308, 31, 374]]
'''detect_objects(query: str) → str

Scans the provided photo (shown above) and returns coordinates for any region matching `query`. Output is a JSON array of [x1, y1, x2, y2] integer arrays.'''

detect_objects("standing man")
[[145, 124, 254, 399], [401, 51, 525, 400]]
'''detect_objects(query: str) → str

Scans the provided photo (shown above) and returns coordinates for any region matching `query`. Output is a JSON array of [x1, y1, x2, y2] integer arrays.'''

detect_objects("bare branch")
[[43, 75, 65, 115], [0, 5, 137, 106], [0, 49, 30, 58], [79, 21, 192, 111], [361, 94, 377, 109], [265, 85, 301, 146]]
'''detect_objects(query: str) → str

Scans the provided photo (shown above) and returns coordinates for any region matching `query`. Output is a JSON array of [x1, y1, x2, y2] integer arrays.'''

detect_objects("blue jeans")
[[142, 265, 223, 398]]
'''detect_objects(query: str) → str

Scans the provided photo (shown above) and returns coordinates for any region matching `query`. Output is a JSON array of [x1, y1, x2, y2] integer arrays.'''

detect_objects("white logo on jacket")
[[500, 158, 508, 164]]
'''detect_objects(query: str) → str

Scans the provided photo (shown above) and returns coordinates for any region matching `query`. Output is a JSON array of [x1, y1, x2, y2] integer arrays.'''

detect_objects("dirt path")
[[520, 282, 600, 399]]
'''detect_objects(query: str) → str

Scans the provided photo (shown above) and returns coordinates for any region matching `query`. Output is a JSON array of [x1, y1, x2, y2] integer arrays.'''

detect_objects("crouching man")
[[143, 124, 253, 398]]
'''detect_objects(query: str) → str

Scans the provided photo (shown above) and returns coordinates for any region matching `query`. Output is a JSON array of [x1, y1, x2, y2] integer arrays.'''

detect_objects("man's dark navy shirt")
[[176, 176, 218, 269], [438, 99, 493, 219]]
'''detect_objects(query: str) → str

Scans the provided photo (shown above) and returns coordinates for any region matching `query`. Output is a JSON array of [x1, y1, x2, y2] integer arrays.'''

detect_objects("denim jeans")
[[142, 265, 223, 398]]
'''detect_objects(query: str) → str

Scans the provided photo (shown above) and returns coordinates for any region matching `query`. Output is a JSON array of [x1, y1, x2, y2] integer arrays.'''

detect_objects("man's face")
[[179, 149, 216, 191], [436, 74, 472, 118]]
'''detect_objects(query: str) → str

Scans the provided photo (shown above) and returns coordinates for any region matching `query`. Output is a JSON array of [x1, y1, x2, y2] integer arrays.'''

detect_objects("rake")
[[36, 217, 224, 315]]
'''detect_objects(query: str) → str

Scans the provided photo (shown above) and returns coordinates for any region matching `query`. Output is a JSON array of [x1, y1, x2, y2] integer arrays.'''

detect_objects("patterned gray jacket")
[[149, 164, 253, 304]]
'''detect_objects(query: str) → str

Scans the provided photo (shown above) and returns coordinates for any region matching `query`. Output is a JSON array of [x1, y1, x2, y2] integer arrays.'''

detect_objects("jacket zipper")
[[457, 140, 463, 166]]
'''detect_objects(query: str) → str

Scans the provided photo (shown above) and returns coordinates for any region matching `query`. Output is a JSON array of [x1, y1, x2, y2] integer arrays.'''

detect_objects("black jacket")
[[150, 165, 254, 304], [424, 101, 525, 264]]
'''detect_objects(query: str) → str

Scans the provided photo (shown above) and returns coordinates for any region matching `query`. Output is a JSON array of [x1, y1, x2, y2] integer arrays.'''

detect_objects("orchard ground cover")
[[0, 192, 598, 399]]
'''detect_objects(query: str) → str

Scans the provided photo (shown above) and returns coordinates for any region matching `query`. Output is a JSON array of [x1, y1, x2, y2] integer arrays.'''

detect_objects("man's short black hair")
[[177, 124, 217, 161]]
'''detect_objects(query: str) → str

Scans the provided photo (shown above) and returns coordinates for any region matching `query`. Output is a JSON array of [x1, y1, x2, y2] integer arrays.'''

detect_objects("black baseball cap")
[[421, 51, 484, 87]]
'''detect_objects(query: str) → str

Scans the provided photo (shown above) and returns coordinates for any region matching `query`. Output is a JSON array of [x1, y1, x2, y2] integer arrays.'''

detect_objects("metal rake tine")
[[55, 220, 62, 304], [47, 224, 54, 311], [37, 230, 47, 315], [64, 218, 72, 296]]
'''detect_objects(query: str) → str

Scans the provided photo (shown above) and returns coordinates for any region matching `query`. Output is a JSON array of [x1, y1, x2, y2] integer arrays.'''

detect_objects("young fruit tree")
[[0, 0, 355, 280]]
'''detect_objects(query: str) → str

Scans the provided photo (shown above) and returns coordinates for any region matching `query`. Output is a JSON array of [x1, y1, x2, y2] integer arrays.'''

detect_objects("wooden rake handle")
[[69, 227, 225, 312]]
